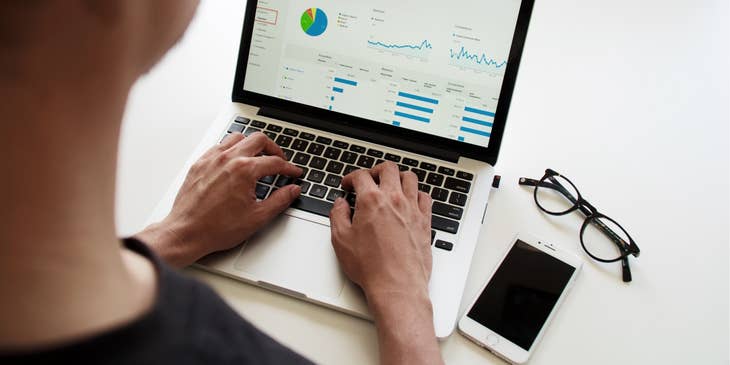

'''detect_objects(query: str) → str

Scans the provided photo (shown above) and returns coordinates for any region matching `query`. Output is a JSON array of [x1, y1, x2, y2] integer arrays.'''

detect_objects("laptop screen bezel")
[[231, 0, 534, 165]]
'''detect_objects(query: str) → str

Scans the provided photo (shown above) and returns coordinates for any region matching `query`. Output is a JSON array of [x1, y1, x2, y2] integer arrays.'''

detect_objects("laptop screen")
[[242, 0, 523, 149]]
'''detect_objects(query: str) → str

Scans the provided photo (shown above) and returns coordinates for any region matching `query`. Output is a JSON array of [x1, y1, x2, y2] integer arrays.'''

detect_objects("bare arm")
[[330, 163, 443, 365]]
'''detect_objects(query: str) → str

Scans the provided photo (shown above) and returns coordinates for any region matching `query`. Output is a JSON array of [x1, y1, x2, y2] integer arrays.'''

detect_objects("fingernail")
[[290, 185, 302, 197]]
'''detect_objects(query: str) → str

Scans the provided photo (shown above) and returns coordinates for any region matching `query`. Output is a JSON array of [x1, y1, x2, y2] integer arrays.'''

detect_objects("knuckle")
[[227, 157, 252, 173]]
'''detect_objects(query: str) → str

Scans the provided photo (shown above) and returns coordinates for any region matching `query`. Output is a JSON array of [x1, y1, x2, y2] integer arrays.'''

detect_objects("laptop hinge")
[[257, 106, 460, 163]]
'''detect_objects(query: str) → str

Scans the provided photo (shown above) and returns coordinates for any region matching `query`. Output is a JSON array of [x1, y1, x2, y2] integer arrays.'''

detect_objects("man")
[[0, 1, 443, 364]]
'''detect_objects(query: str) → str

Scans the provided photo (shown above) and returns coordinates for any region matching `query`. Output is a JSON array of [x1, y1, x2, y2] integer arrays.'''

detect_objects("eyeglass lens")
[[581, 216, 631, 262], [535, 175, 579, 214]]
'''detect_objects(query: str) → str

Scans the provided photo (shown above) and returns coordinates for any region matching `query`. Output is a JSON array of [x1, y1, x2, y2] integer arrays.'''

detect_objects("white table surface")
[[116, 0, 730, 363]]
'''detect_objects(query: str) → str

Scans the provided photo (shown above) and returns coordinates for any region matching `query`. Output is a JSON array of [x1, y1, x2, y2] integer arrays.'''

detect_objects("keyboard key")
[[295, 179, 311, 194], [435, 240, 454, 251], [275, 135, 292, 148], [300, 132, 316, 140], [251, 120, 266, 128], [432, 201, 464, 220], [346, 193, 357, 206], [333, 140, 349, 148], [403, 157, 419, 167], [357, 155, 375, 168], [228, 123, 245, 133], [309, 184, 328, 198], [275, 175, 295, 187], [266, 124, 282, 132], [431, 230, 436, 244], [376, 159, 385, 166], [283, 128, 299, 136], [324, 174, 342, 187], [343, 165, 359, 175], [326, 188, 346, 201], [367, 149, 384, 158], [411, 168, 427, 182], [444, 177, 471, 193], [290, 195, 333, 217], [420, 162, 437, 171], [282, 149, 294, 161], [307, 170, 325, 183], [259, 175, 275, 184], [255, 184, 270, 199], [426, 173, 444, 186], [325, 160, 344, 174], [384, 153, 401, 162], [296, 166, 309, 178], [307, 143, 325, 156], [398, 164, 409, 171], [234, 116, 250, 124], [309, 157, 327, 170], [293, 152, 311, 165], [438, 166, 455, 176], [432, 215, 459, 234], [316, 136, 332, 145], [431, 187, 448, 202], [244, 127, 260, 136], [350, 144, 366, 153], [291, 139, 309, 151], [449, 191, 468, 207], [340, 151, 357, 164], [263, 131, 277, 140], [324, 147, 341, 160], [418, 183, 431, 193], [456, 171, 474, 181]]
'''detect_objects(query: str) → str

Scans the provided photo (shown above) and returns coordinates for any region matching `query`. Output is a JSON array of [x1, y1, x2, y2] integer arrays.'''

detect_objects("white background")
[[117, 0, 730, 363]]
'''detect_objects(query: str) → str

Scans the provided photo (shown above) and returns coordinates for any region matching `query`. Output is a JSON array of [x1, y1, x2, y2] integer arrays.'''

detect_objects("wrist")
[[135, 218, 203, 268]]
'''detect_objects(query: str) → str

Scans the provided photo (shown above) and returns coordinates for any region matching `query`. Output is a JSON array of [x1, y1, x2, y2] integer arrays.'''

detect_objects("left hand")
[[136, 132, 303, 267]]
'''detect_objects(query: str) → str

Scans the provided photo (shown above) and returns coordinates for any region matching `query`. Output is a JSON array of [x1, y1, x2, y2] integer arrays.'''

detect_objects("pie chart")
[[300, 8, 328, 37]]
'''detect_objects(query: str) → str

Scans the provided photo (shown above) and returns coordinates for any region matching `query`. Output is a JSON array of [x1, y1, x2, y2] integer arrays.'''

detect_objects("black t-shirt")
[[0, 238, 314, 365]]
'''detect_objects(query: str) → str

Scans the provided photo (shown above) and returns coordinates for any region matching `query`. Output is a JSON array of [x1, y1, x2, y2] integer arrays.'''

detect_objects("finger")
[[250, 155, 302, 178], [255, 184, 301, 223], [341, 168, 378, 193], [368, 162, 401, 191], [400, 171, 419, 200], [229, 132, 285, 159], [417, 191, 432, 216], [329, 197, 352, 237]]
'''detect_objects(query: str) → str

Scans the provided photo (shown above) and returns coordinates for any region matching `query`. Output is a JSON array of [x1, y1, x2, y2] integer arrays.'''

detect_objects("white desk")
[[116, 0, 730, 363]]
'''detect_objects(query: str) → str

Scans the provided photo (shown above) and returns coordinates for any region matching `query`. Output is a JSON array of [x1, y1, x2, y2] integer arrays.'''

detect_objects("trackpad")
[[234, 214, 345, 300]]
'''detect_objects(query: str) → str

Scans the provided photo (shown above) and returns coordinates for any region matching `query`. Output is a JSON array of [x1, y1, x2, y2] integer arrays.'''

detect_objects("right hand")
[[329, 162, 433, 299]]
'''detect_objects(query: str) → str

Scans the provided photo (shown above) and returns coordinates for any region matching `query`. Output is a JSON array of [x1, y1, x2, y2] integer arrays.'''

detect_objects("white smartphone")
[[458, 234, 582, 364]]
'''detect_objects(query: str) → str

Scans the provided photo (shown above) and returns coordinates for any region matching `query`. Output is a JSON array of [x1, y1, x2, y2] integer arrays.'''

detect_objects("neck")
[[0, 75, 155, 350]]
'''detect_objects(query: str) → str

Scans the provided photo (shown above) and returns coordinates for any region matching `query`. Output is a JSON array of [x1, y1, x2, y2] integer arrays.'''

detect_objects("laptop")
[[148, 0, 533, 338]]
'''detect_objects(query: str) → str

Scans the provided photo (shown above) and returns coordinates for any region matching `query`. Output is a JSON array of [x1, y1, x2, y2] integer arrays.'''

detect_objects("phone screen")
[[467, 239, 576, 350]]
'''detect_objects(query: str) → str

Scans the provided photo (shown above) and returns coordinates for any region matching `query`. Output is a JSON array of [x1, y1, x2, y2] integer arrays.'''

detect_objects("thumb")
[[329, 197, 352, 238], [256, 184, 301, 223]]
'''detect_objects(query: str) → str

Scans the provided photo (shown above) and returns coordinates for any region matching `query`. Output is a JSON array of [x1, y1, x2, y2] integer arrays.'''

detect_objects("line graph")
[[448, 46, 507, 71], [367, 39, 432, 59]]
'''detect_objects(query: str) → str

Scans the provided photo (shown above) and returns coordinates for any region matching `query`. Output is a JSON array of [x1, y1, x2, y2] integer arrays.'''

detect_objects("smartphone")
[[458, 234, 582, 364]]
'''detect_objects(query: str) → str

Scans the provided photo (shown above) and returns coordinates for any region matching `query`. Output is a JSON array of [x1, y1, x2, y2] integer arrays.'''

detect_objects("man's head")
[[0, 0, 199, 88]]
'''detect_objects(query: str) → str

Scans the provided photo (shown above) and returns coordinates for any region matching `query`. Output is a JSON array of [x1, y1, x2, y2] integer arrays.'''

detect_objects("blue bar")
[[333, 87, 344, 93], [464, 106, 495, 117], [334, 77, 357, 86], [397, 91, 439, 105], [458, 136, 465, 142], [460, 126, 491, 137], [392, 121, 401, 126], [396, 101, 434, 114], [462, 116, 493, 127], [394, 111, 430, 123]]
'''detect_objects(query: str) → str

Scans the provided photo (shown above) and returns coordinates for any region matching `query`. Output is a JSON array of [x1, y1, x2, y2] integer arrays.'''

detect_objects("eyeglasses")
[[519, 169, 640, 282]]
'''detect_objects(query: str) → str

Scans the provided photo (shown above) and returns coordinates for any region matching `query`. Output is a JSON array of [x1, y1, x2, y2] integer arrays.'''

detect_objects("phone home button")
[[485, 334, 500, 347]]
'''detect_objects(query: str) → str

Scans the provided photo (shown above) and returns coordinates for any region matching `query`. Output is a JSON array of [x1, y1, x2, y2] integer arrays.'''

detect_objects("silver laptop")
[[148, 0, 533, 338]]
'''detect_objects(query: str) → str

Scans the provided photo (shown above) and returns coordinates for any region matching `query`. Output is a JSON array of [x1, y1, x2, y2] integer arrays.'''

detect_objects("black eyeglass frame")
[[519, 169, 641, 282]]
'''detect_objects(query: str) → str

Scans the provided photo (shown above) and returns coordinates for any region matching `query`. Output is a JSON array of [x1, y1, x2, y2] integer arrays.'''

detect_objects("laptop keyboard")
[[224, 116, 475, 252]]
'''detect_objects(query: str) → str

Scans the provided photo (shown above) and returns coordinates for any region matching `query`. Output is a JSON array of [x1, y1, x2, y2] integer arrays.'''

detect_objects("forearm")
[[134, 219, 203, 268], [367, 289, 444, 365]]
